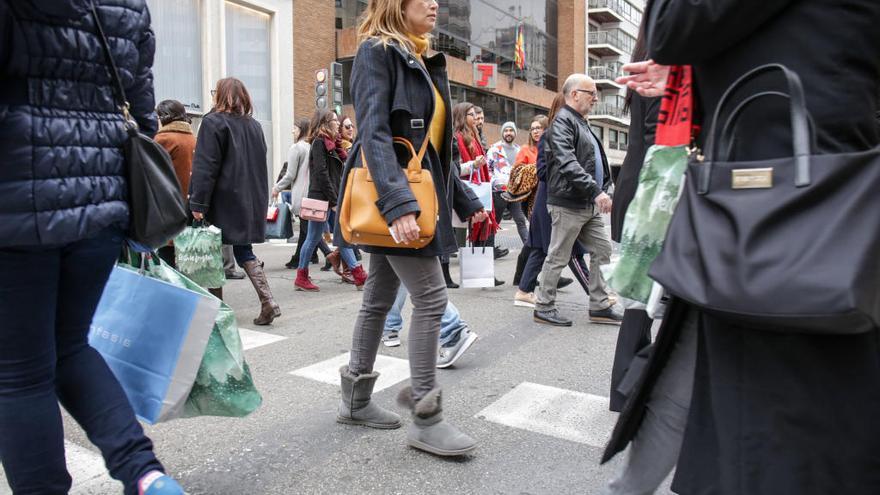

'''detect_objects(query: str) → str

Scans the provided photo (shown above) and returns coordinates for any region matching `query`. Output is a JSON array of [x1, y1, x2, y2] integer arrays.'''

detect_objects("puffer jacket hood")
[[0, 0, 156, 247]]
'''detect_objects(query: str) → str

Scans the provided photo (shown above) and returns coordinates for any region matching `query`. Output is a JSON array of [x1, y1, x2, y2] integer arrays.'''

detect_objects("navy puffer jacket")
[[0, 0, 156, 247]]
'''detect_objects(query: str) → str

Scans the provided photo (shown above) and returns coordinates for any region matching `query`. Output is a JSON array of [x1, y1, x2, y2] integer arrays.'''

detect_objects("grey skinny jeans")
[[348, 254, 447, 402]]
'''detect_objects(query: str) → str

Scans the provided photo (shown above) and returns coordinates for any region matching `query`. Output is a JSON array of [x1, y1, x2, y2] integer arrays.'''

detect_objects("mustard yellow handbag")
[[339, 137, 438, 248]]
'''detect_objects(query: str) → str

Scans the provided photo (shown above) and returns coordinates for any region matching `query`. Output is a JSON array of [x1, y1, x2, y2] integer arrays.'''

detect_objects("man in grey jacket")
[[534, 74, 622, 327]]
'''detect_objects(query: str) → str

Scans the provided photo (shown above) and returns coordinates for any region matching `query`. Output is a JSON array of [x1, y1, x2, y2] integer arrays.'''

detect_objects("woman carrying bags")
[[294, 109, 366, 291], [335, 0, 488, 456], [190, 77, 280, 326], [273, 118, 333, 270], [453, 101, 503, 286]]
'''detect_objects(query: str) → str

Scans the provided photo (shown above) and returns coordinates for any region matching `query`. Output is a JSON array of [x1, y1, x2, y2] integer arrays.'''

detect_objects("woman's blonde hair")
[[357, 0, 431, 53]]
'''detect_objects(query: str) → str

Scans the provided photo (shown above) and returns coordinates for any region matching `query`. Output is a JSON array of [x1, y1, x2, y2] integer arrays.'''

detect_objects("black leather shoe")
[[533, 309, 572, 327], [494, 278, 505, 287], [285, 255, 299, 269], [589, 306, 624, 325], [494, 247, 509, 260], [558, 277, 574, 289]]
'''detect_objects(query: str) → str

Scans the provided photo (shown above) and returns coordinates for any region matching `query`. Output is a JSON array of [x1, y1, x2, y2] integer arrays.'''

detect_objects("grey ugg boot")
[[397, 386, 477, 456], [337, 366, 402, 429]]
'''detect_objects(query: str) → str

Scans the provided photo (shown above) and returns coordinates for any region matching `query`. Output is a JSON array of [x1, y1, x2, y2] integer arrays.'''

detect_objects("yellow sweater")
[[408, 34, 446, 155]]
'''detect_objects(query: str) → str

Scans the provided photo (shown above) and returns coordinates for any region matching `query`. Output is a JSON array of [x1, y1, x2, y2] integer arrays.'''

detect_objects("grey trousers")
[[536, 204, 612, 312], [603, 308, 698, 495], [222, 245, 236, 271], [348, 254, 447, 402]]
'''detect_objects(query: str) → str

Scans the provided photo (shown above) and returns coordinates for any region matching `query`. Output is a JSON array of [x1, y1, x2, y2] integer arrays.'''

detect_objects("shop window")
[[225, 2, 273, 170], [146, 0, 204, 113]]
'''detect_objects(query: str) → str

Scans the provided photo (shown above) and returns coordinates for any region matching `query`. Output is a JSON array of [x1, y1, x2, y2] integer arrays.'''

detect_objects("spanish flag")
[[514, 23, 525, 70]]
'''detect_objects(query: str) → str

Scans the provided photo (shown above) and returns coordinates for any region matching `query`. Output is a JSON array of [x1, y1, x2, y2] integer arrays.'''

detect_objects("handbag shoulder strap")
[[89, 2, 135, 127]]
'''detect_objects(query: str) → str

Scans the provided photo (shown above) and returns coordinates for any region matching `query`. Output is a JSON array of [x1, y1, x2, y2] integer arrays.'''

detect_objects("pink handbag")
[[299, 197, 329, 222]]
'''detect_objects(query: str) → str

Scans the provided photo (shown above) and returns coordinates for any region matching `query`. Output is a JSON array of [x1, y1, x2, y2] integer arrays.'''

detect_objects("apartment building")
[[142, 0, 641, 184], [586, 0, 644, 175]]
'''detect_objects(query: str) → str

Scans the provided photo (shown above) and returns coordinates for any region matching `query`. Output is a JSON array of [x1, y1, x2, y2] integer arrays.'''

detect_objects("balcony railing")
[[588, 62, 624, 81], [588, 29, 635, 55], [588, 0, 642, 25], [591, 102, 629, 120]]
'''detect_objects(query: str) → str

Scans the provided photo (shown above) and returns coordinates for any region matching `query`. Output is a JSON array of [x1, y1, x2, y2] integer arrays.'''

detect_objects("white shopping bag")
[[459, 244, 495, 288]]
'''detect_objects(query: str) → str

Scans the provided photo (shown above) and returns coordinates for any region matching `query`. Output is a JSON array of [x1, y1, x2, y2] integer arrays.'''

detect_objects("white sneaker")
[[382, 331, 401, 347], [514, 290, 536, 308], [437, 329, 478, 369]]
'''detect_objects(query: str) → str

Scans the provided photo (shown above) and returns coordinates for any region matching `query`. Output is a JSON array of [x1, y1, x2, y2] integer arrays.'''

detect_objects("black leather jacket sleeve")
[[548, 114, 600, 201]]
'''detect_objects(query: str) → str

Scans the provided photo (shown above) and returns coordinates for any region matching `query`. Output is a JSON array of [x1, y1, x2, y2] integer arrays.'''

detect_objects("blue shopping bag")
[[89, 265, 219, 424]]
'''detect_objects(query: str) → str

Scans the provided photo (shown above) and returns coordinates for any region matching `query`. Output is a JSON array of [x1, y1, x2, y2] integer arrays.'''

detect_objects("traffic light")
[[330, 62, 343, 116], [315, 69, 329, 109]]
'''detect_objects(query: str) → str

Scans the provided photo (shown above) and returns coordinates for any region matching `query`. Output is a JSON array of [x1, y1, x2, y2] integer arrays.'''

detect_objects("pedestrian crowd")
[[1, 0, 878, 494]]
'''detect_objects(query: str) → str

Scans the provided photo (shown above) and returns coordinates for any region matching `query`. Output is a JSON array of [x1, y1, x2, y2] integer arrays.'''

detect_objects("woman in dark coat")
[[293, 108, 364, 291], [190, 77, 280, 326], [604, 1, 880, 493], [334, 0, 486, 457], [0, 1, 182, 493], [606, 27, 661, 414]]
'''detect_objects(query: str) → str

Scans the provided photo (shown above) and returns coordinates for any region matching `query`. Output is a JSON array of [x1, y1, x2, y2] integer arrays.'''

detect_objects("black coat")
[[307, 139, 344, 206], [0, 0, 155, 247], [604, 1, 880, 493], [610, 94, 659, 243], [190, 111, 269, 245], [544, 105, 612, 209], [335, 39, 483, 257]]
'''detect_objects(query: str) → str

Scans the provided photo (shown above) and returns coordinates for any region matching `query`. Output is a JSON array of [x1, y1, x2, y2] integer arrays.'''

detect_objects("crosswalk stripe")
[[476, 382, 617, 448], [0, 441, 120, 495], [238, 327, 288, 351], [290, 352, 410, 393]]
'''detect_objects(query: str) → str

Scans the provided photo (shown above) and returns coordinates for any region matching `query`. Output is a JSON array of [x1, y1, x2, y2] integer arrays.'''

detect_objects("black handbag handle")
[[718, 91, 818, 163], [700, 64, 812, 194], [90, 2, 137, 132]]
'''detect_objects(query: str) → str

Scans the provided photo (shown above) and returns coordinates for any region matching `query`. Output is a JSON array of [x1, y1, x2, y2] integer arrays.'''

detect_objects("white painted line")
[[0, 441, 121, 495], [476, 382, 617, 447], [238, 327, 288, 351], [262, 239, 296, 247], [290, 352, 410, 393]]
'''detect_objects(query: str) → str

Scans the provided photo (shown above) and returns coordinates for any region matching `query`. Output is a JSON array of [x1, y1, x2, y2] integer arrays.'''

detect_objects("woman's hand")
[[192, 211, 205, 220], [475, 155, 487, 167], [616, 60, 670, 97], [271, 189, 279, 200], [391, 213, 420, 244], [470, 209, 489, 224]]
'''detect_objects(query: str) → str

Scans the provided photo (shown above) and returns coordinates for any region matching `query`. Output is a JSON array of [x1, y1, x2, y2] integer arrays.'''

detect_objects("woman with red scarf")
[[294, 109, 366, 291], [452, 102, 503, 286]]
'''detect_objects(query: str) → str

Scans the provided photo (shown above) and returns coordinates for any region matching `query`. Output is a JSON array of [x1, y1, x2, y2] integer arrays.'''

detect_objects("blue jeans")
[[233, 244, 257, 265], [297, 216, 358, 270], [383, 286, 467, 347], [0, 229, 163, 495]]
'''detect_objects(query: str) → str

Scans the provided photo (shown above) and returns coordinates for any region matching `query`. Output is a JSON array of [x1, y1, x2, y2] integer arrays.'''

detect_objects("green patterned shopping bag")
[[131, 254, 263, 419], [174, 222, 225, 289], [608, 145, 689, 303]]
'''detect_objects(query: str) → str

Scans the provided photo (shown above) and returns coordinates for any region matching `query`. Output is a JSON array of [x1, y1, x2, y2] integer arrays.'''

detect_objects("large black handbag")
[[91, 3, 187, 248], [649, 64, 880, 334]]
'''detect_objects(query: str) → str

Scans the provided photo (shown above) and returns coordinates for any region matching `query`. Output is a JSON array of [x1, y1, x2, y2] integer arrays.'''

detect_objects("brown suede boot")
[[207, 287, 223, 300], [242, 260, 281, 325]]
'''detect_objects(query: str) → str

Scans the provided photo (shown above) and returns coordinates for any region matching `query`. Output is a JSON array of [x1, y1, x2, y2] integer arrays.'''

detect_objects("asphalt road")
[[3, 221, 675, 495]]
